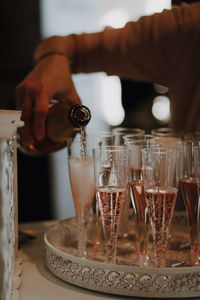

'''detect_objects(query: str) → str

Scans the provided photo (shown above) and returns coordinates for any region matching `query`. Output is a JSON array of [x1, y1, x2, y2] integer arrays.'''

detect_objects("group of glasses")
[[67, 127, 200, 268]]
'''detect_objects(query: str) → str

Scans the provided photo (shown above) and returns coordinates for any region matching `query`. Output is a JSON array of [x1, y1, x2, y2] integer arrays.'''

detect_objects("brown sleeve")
[[72, 2, 200, 86]]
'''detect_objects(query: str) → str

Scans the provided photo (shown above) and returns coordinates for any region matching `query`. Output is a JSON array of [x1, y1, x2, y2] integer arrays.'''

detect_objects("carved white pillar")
[[0, 110, 23, 300]]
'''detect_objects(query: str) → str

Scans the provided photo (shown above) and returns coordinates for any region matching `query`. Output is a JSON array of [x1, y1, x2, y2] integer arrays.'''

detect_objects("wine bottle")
[[18, 103, 91, 156]]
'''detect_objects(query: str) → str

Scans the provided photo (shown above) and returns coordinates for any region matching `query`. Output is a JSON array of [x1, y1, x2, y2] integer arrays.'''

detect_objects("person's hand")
[[16, 54, 81, 147]]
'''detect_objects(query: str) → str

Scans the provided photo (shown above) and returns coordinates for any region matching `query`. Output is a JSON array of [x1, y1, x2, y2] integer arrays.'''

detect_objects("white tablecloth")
[[18, 220, 135, 300]]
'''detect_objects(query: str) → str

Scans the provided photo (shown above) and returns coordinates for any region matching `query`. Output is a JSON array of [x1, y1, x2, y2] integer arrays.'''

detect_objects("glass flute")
[[112, 127, 145, 238], [93, 145, 130, 264], [142, 147, 180, 268], [179, 140, 200, 265], [151, 127, 184, 212], [92, 132, 115, 251], [67, 135, 95, 258], [112, 127, 145, 146], [124, 134, 158, 267], [194, 143, 200, 265]]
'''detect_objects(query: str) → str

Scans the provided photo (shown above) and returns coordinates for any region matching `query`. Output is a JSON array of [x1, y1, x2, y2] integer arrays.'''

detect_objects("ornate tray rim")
[[44, 218, 200, 298]]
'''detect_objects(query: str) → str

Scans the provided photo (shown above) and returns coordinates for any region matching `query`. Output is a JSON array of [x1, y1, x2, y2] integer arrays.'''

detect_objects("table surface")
[[18, 220, 199, 300]]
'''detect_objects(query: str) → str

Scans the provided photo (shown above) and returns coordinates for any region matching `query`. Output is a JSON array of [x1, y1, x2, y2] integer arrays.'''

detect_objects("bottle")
[[18, 103, 91, 156]]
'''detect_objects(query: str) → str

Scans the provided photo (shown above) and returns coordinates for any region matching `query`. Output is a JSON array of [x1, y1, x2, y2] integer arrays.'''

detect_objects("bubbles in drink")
[[145, 186, 177, 267], [96, 186, 126, 263]]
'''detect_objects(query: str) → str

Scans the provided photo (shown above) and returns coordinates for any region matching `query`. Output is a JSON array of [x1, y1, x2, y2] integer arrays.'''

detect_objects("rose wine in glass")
[[145, 186, 177, 267], [142, 147, 180, 268], [180, 177, 200, 265], [96, 186, 126, 264], [129, 169, 148, 266], [124, 136, 158, 267], [93, 145, 130, 264], [179, 140, 200, 265]]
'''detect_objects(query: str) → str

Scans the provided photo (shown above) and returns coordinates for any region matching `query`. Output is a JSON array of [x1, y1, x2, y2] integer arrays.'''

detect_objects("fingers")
[[16, 83, 50, 143], [16, 82, 25, 110], [58, 76, 82, 107], [33, 92, 49, 140], [15, 55, 82, 148]]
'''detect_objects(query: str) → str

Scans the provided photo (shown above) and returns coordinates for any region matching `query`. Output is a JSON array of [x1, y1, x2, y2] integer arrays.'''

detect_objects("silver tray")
[[44, 211, 200, 298]]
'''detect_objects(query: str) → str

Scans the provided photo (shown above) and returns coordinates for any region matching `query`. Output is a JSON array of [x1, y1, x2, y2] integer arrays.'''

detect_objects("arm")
[[16, 2, 200, 144]]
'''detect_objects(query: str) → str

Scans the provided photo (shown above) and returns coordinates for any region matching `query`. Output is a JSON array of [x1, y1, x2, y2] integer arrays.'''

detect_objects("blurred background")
[[0, 0, 193, 222]]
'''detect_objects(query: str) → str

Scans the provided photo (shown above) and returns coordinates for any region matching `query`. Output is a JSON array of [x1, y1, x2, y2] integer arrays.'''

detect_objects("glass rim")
[[97, 131, 114, 136], [93, 145, 129, 150], [184, 131, 200, 140], [151, 127, 184, 137], [112, 127, 145, 134], [141, 147, 179, 154], [123, 134, 155, 139]]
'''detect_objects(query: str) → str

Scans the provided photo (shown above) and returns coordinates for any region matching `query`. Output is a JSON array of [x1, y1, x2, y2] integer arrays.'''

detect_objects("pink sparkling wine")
[[180, 177, 200, 265], [129, 168, 149, 265], [129, 168, 146, 222], [145, 186, 177, 267], [180, 178, 199, 229], [96, 186, 126, 263]]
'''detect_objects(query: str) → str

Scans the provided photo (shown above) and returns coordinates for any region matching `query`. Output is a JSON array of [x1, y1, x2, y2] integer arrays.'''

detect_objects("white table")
[[18, 220, 199, 300], [18, 220, 139, 300]]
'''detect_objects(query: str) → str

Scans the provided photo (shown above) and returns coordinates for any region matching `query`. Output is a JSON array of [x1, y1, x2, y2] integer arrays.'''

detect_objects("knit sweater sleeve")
[[72, 2, 200, 87]]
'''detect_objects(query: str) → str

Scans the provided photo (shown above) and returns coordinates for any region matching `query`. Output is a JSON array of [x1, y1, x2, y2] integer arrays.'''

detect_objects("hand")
[[16, 54, 81, 147]]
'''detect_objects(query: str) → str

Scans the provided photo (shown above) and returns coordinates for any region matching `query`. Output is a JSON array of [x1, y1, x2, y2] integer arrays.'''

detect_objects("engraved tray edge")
[[44, 218, 200, 298]]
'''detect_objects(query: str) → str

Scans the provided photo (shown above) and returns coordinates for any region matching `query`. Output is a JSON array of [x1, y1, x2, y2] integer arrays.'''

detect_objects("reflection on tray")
[[44, 210, 200, 299], [46, 210, 192, 268]]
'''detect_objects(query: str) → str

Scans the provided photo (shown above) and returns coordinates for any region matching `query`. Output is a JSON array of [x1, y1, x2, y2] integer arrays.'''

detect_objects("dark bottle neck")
[[69, 104, 91, 127]]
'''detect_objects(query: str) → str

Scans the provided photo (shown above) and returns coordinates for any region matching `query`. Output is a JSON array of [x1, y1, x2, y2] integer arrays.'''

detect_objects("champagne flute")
[[151, 127, 184, 212], [92, 132, 115, 251], [151, 127, 183, 148], [179, 140, 200, 265], [112, 127, 145, 238], [112, 127, 145, 146], [142, 147, 180, 268], [67, 135, 95, 258], [124, 134, 158, 267], [93, 145, 130, 264]]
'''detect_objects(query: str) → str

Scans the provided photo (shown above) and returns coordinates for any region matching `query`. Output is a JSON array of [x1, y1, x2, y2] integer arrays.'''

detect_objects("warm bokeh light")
[[101, 76, 125, 126], [152, 95, 170, 122], [144, 0, 171, 15], [100, 8, 129, 28]]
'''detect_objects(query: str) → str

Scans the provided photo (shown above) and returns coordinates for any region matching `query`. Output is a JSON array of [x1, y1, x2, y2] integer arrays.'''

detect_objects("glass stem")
[[106, 235, 117, 264], [190, 226, 200, 265], [77, 222, 88, 258]]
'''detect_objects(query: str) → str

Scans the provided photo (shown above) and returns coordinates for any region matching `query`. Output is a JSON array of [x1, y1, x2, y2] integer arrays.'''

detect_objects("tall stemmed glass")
[[67, 135, 95, 258], [142, 147, 180, 268], [92, 132, 115, 250], [112, 127, 145, 146], [194, 143, 200, 266], [93, 145, 130, 264], [112, 127, 145, 237], [93, 131, 115, 215], [124, 134, 158, 266], [151, 127, 183, 148], [179, 140, 200, 265], [151, 128, 184, 211]]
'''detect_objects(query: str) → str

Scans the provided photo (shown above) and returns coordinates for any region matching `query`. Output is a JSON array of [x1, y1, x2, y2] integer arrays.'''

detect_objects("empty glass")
[[112, 127, 145, 145], [93, 145, 130, 264], [151, 127, 183, 148]]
